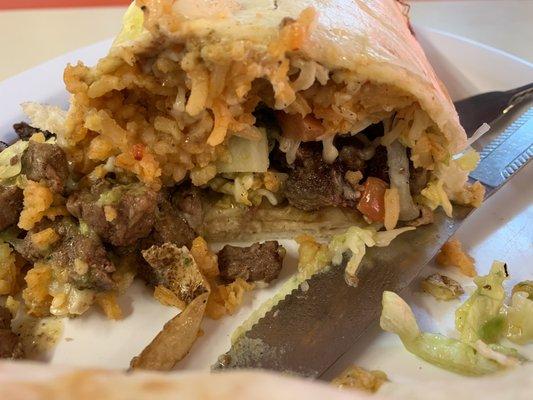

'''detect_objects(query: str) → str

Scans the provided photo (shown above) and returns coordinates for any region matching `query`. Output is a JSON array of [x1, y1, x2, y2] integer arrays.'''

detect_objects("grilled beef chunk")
[[13, 122, 54, 141], [21, 141, 69, 193], [172, 184, 203, 230], [152, 200, 196, 248], [284, 144, 356, 211], [14, 219, 116, 291], [0, 185, 23, 230], [67, 180, 157, 247], [53, 220, 116, 291], [0, 306, 23, 359], [218, 241, 285, 283]]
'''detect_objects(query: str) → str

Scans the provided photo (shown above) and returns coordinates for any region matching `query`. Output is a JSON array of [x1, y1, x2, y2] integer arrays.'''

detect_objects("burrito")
[[55, 0, 482, 241], [0, 0, 484, 338]]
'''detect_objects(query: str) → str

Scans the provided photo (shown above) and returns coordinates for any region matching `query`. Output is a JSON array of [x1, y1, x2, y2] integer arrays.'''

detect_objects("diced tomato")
[[357, 177, 388, 222], [132, 143, 144, 161], [275, 111, 325, 141]]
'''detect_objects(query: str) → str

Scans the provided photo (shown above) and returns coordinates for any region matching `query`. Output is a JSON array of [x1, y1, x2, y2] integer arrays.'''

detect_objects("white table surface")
[[0, 1, 532, 82]]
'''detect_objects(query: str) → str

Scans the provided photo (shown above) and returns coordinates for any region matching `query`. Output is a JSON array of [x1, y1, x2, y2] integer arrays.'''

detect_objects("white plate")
[[0, 26, 532, 383]]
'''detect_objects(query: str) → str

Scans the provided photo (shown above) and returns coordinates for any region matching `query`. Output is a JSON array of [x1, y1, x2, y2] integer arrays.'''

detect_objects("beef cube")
[[67, 181, 157, 247], [21, 141, 69, 193], [284, 144, 354, 211], [152, 200, 196, 249], [53, 219, 116, 291], [13, 122, 54, 141], [172, 184, 204, 230], [218, 241, 285, 283], [16, 219, 116, 291], [0, 185, 23, 230]]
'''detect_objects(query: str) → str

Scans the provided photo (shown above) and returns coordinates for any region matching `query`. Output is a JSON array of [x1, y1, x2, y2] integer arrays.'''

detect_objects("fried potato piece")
[[142, 243, 208, 304], [133, 243, 211, 371], [130, 291, 209, 371]]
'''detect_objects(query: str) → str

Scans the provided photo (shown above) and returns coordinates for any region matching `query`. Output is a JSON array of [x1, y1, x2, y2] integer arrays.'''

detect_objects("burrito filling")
[[0, 2, 483, 322]]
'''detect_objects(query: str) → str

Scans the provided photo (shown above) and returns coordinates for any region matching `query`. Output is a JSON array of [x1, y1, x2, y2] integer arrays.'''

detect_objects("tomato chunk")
[[357, 177, 388, 222], [275, 111, 325, 141]]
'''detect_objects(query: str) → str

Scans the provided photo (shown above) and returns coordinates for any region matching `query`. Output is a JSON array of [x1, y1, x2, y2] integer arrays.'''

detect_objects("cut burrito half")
[[0, 0, 488, 370], [41, 0, 483, 242]]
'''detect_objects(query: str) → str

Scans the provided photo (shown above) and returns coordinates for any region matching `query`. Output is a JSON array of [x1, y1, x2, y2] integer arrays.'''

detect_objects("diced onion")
[[386, 141, 419, 221]]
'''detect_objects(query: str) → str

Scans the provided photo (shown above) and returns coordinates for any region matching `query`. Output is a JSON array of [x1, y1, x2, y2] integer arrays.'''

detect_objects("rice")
[[189, 237, 219, 279], [30, 228, 60, 251], [205, 278, 254, 320], [60, 5, 446, 189], [384, 188, 400, 231], [18, 181, 54, 231], [22, 263, 53, 317], [0, 242, 18, 296]]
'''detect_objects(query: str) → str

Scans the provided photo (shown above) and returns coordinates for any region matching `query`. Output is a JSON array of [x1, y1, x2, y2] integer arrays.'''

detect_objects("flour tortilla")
[[1, 361, 532, 399], [0, 361, 362, 400], [130, 0, 466, 152]]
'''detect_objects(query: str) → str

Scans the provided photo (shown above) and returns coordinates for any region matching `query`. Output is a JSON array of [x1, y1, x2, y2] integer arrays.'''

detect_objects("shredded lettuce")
[[0, 140, 29, 182], [420, 149, 481, 217], [329, 226, 414, 286], [113, 2, 146, 46], [455, 150, 480, 172], [506, 291, 533, 344], [455, 261, 508, 344], [512, 281, 533, 300], [380, 291, 516, 376], [419, 179, 453, 217]]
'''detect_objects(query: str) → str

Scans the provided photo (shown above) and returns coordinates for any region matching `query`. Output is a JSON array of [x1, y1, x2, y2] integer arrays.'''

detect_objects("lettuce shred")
[[455, 261, 508, 343], [0, 140, 29, 182], [329, 226, 414, 286], [113, 2, 146, 46], [419, 150, 482, 217], [506, 291, 533, 344], [380, 291, 520, 376]]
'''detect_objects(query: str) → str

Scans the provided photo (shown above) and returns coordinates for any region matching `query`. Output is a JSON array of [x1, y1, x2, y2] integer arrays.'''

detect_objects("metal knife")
[[213, 84, 533, 377]]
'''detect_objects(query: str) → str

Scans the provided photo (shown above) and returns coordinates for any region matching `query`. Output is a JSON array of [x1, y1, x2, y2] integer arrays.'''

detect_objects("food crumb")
[[332, 365, 388, 393], [436, 239, 476, 277], [420, 273, 464, 300]]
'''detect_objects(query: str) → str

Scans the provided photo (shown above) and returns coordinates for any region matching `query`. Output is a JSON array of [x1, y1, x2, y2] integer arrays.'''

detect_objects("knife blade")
[[213, 87, 533, 377]]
